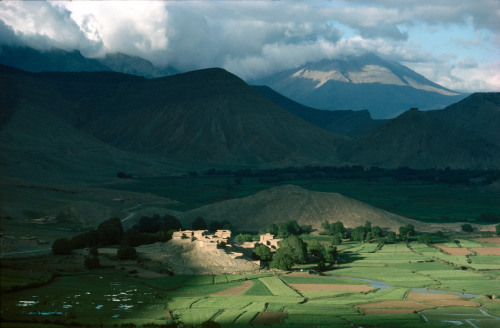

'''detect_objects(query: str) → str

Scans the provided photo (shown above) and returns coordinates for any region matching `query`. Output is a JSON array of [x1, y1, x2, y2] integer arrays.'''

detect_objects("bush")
[[201, 321, 221, 328], [117, 244, 137, 260], [52, 238, 73, 255], [84, 256, 100, 269], [461, 224, 473, 232]]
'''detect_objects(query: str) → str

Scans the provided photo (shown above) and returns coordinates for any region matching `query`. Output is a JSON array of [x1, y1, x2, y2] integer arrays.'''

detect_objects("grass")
[[243, 278, 273, 296], [258, 277, 302, 297]]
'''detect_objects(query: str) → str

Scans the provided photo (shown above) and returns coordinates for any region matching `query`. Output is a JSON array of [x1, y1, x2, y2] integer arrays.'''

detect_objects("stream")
[[327, 274, 478, 299]]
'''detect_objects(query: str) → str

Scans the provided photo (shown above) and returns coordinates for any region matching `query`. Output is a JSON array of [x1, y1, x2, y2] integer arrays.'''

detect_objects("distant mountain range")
[[0, 45, 177, 78], [1, 63, 499, 183], [254, 53, 467, 119]]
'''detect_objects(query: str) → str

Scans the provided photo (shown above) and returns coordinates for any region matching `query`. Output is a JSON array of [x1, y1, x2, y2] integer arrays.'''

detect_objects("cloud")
[[0, 0, 498, 92]]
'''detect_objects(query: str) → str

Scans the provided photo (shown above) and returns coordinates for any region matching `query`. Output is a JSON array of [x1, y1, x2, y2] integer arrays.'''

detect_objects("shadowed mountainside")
[[0, 65, 346, 171], [339, 107, 500, 169], [179, 184, 429, 232], [252, 85, 387, 138], [429, 92, 500, 148]]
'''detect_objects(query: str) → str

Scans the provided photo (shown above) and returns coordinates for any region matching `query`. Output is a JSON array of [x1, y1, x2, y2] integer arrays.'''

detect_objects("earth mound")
[[180, 184, 429, 232]]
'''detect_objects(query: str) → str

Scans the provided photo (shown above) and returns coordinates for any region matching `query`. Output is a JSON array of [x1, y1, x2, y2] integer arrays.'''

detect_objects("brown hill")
[[179, 184, 428, 233], [339, 108, 500, 169]]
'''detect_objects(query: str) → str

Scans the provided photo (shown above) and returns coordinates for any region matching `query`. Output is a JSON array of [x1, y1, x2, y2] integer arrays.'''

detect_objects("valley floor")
[[1, 237, 500, 328]]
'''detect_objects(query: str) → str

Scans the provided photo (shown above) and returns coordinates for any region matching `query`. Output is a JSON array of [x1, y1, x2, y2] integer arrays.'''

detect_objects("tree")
[[84, 256, 100, 269], [351, 226, 366, 242], [97, 218, 123, 246], [89, 246, 99, 257], [418, 234, 433, 245], [253, 244, 272, 261], [117, 244, 137, 260], [496, 224, 500, 236], [399, 224, 415, 240], [322, 245, 338, 265], [330, 233, 343, 245], [307, 240, 323, 258], [270, 235, 307, 270], [371, 226, 383, 238], [461, 224, 473, 233], [201, 321, 221, 328], [269, 249, 295, 270], [192, 217, 207, 230], [52, 238, 73, 255], [385, 231, 397, 244]]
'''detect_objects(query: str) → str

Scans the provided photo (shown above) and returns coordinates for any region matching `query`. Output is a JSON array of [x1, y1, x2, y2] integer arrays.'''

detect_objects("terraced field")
[[1, 238, 499, 327]]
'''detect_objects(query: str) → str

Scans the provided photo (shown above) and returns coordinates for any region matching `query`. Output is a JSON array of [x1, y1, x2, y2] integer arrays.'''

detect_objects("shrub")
[[461, 224, 473, 233], [52, 238, 73, 255], [201, 321, 221, 328], [117, 244, 137, 260]]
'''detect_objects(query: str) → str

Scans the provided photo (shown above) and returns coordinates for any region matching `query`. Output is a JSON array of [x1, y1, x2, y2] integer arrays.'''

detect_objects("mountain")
[[97, 52, 178, 78], [179, 184, 429, 232], [0, 45, 108, 72], [339, 107, 500, 169], [252, 85, 387, 138], [0, 65, 346, 169], [0, 66, 177, 183], [429, 93, 500, 148], [255, 53, 467, 119], [0, 45, 177, 78]]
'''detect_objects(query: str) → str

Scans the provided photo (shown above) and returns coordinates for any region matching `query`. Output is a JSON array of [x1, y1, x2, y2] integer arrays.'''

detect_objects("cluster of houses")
[[171, 229, 282, 251]]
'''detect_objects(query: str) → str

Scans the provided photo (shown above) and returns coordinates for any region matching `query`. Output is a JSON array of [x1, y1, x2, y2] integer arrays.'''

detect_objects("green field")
[[2, 237, 499, 327]]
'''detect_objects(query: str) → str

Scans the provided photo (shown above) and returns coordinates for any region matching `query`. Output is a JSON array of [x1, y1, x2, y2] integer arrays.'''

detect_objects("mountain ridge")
[[255, 53, 467, 119]]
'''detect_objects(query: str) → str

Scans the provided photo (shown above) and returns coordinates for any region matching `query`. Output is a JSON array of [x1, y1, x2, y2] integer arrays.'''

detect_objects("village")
[[171, 229, 282, 253]]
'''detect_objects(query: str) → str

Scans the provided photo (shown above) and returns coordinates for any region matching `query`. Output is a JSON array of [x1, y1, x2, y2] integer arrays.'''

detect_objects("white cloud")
[[0, 0, 498, 92]]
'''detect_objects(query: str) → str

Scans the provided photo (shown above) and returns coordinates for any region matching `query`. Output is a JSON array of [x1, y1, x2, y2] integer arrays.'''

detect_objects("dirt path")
[[212, 280, 253, 295]]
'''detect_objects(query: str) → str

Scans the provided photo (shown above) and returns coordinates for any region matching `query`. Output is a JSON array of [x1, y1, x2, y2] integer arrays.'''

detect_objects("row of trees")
[[203, 166, 500, 186]]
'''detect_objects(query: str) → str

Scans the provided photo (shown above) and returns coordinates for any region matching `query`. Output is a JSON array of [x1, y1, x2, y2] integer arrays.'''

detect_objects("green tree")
[[192, 217, 207, 230], [461, 224, 473, 233], [253, 244, 272, 261], [117, 244, 137, 260], [269, 249, 295, 270], [84, 256, 100, 269], [201, 321, 221, 328], [322, 245, 338, 265], [399, 224, 415, 240], [330, 233, 343, 245], [371, 226, 383, 238], [52, 238, 73, 255], [385, 231, 397, 244], [418, 234, 433, 245], [89, 246, 99, 257], [269, 235, 307, 270], [307, 240, 323, 258], [351, 226, 366, 242], [496, 224, 500, 236]]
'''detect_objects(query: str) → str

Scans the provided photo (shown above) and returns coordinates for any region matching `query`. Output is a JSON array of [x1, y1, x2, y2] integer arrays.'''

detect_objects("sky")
[[0, 0, 499, 92]]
